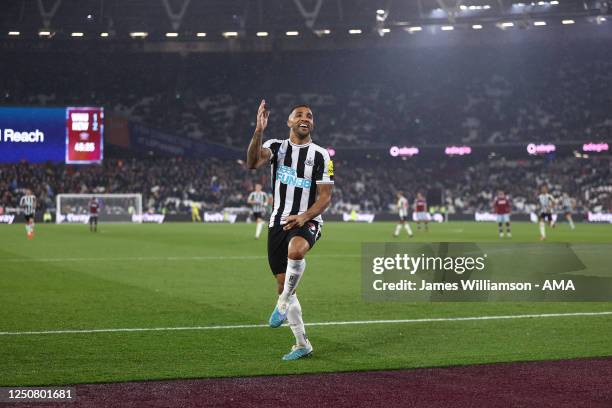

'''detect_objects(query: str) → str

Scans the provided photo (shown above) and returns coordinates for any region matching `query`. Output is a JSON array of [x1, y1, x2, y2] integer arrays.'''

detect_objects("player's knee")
[[287, 237, 309, 260], [288, 249, 305, 260]]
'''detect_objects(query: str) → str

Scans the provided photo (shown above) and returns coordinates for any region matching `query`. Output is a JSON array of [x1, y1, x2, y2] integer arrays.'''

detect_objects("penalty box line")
[[1, 311, 611, 336]]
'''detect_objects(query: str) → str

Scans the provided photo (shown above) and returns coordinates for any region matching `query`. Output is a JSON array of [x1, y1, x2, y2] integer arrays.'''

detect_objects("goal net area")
[[56, 194, 143, 224]]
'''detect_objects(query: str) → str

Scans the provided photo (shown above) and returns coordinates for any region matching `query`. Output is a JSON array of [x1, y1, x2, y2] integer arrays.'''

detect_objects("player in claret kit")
[[393, 191, 413, 238], [246, 100, 333, 361], [414, 192, 429, 232], [492, 190, 512, 238], [89, 196, 100, 232]]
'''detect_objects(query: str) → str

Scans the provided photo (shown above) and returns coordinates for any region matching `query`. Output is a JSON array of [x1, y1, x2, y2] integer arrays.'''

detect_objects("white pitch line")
[[0, 254, 361, 263], [1, 311, 610, 336]]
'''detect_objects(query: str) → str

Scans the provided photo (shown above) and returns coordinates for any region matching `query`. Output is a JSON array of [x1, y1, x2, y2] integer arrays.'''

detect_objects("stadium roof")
[[0, 0, 608, 48]]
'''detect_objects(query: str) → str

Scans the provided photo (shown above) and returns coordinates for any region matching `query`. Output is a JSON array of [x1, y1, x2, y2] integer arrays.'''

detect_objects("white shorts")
[[415, 212, 429, 221], [496, 214, 510, 223]]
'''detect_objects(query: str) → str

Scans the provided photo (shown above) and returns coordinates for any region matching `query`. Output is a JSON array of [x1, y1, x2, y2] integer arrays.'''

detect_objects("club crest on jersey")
[[305, 157, 314, 167], [277, 165, 312, 188]]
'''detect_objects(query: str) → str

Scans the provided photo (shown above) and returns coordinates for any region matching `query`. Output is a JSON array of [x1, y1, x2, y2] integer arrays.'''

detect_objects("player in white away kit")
[[20, 189, 37, 240], [393, 192, 413, 237], [560, 192, 576, 230], [248, 184, 269, 239], [538, 186, 556, 240], [246, 100, 333, 361]]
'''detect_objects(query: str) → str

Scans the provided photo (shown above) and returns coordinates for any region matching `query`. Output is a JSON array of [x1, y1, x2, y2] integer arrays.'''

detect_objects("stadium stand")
[[1, 156, 610, 215], [1, 39, 611, 147]]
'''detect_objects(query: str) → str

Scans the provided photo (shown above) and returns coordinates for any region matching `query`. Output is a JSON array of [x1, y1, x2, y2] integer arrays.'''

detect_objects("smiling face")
[[287, 105, 314, 140]]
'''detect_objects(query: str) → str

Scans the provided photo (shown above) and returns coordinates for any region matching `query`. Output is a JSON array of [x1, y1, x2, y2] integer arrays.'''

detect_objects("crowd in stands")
[[333, 155, 611, 215], [1, 37, 611, 147], [1, 30, 610, 217], [1, 155, 610, 216]]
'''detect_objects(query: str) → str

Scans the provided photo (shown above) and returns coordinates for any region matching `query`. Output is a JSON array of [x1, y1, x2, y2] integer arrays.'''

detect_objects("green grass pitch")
[[1, 221, 611, 386]]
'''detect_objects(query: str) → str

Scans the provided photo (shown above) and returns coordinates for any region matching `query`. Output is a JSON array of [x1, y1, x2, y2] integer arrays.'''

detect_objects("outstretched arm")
[[246, 100, 272, 169]]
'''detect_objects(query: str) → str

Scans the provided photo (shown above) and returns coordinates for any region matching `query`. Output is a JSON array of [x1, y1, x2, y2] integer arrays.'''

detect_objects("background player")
[[393, 191, 413, 238], [191, 202, 201, 223], [248, 184, 269, 239], [246, 100, 333, 361], [492, 190, 512, 238], [414, 192, 429, 232], [538, 186, 556, 240], [89, 196, 100, 232], [560, 192, 576, 230], [20, 189, 36, 240]]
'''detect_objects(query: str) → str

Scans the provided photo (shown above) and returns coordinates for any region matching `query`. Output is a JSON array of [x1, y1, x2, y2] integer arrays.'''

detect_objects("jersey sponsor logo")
[[327, 160, 334, 177], [277, 165, 312, 188]]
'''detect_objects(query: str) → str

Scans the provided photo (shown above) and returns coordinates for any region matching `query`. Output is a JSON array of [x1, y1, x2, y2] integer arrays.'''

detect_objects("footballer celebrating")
[[246, 100, 333, 360]]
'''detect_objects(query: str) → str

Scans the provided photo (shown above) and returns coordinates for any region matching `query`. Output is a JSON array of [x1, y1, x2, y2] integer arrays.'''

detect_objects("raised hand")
[[256, 99, 270, 132]]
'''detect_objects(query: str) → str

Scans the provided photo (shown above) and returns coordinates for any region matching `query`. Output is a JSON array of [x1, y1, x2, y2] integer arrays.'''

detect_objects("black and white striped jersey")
[[20, 194, 37, 215], [248, 191, 269, 213], [262, 138, 334, 227], [538, 193, 555, 212]]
